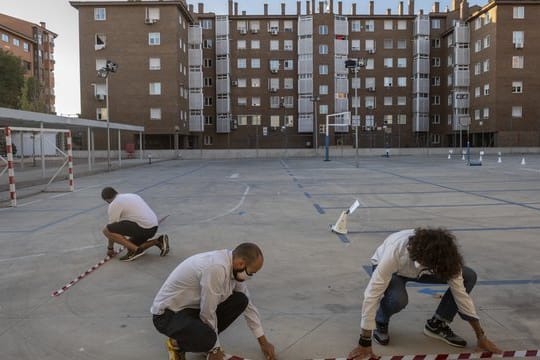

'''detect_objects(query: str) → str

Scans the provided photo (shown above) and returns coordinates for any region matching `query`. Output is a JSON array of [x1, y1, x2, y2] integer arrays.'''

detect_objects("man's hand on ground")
[[257, 335, 276, 360], [348, 345, 379, 360], [476, 336, 502, 354], [207, 348, 225, 360]]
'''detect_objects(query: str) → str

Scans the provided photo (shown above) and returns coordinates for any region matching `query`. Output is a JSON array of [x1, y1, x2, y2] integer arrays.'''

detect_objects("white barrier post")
[[67, 131, 74, 191], [448, 149, 453, 159], [5, 127, 17, 207], [497, 152, 502, 163]]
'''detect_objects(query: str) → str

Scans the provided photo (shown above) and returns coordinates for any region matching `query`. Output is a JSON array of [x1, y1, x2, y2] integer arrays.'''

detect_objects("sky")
[[0, 0, 452, 116]]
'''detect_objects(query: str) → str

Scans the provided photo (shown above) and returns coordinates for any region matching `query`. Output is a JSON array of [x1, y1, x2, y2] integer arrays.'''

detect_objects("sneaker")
[[119, 247, 145, 262], [373, 322, 389, 345], [159, 234, 170, 257], [166, 338, 185, 360], [424, 317, 467, 347]]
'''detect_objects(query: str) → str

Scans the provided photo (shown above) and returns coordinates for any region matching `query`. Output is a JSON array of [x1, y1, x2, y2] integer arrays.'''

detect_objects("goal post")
[[1, 126, 74, 207], [324, 111, 351, 161]]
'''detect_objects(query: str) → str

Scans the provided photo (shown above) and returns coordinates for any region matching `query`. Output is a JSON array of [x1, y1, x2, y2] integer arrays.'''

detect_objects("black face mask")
[[233, 266, 253, 281]]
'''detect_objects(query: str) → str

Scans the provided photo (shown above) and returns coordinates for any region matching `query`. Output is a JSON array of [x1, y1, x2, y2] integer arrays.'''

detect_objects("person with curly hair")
[[348, 227, 501, 360]]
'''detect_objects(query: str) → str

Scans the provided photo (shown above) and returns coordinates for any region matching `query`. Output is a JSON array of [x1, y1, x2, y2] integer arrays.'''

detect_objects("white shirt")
[[361, 229, 479, 330], [151, 249, 264, 348], [108, 193, 158, 229]]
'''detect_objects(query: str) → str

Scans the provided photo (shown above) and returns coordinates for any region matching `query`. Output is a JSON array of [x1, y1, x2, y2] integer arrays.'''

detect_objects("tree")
[[0, 49, 25, 109], [20, 76, 48, 113]]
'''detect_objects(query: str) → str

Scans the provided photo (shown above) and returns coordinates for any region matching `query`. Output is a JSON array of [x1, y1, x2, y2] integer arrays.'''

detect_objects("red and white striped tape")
[[312, 349, 539, 360], [5, 127, 17, 207], [51, 247, 123, 296]]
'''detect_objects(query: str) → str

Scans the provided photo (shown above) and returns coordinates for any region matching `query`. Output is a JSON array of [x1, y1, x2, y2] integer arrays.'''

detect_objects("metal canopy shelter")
[[0, 107, 145, 171]]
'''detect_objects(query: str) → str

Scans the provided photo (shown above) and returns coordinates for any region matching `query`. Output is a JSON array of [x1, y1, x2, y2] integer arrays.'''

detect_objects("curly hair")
[[407, 227, 463, 281]]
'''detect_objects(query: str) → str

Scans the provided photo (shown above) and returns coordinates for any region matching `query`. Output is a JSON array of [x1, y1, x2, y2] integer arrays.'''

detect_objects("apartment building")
[[71, 0, 540, 150], [0, 13, 57, 113]]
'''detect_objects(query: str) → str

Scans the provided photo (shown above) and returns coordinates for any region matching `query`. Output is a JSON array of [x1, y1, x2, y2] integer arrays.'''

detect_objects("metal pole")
[[87, 127, 92, 171], [324, 115, 330, 161], [118, 129, 122, 167], [106, 75, 111, 171], [354, 66, 359, 168], [19, 131, 24, 169], [40, 122, 45, 178]]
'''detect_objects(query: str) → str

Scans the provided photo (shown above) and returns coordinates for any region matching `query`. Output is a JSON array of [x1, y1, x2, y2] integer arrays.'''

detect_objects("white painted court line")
[[201, 184, 250, 223], [229, 173, 240, 178], [0, 253, 45, 263]]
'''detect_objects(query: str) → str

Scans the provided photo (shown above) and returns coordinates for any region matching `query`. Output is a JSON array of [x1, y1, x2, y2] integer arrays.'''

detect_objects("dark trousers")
[[153, 291, 249, 353], [374, 266, 477, 325]]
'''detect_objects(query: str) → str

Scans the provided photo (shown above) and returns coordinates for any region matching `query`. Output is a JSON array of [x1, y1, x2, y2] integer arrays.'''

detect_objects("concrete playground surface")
[[0, 154, 539, 360]]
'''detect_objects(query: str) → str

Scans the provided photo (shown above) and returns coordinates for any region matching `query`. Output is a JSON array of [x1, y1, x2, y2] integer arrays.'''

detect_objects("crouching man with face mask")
[[151, 243, 276, 360]]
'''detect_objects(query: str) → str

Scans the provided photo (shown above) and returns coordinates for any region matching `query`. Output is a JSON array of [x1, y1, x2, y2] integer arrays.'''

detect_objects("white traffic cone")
[[479, 151, 484, 162], [330, 210, 348, 235], [461, 150, 466, 161], [448, 149, 453, 159], [497, 152, 502, 163], [521, 156, 526, 165]]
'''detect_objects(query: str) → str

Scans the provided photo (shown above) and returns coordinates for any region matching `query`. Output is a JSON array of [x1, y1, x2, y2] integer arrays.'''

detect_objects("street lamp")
[[97, 60, 118, 171], [345, 58, 365, 168], [309, 95, 320, 152]]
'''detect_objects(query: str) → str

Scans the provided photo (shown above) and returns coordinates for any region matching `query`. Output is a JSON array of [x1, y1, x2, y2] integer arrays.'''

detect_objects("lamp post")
[[97, 60, 118, 171], [345, 58, 365, 168], [309, 95, 320, 152]]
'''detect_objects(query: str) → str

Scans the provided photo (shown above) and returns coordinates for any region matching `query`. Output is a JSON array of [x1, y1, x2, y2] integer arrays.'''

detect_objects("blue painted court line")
[[293, 177, 298, 182], [323, 203, 507, 210], [297, 183, 303, 189], [337, 233, 350, 243], [304, 192, 311, 199], [362, 266, 540, 286], [313, 203, 325, 214]]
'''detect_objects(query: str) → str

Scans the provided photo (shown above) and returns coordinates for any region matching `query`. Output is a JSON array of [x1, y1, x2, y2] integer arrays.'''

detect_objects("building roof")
[[0, 13, 57, 41]]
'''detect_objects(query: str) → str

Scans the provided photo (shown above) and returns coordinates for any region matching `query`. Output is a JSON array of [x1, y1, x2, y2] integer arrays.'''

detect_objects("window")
[[351, 20, 361, 32], [513, 31, 524, 47], [397, 77, 406, 87], [365, 20, 374, 32], [204, 78, 212, 87], [483, 108, 489, 119], [237, 78, 247, 88], [205, 116, 213, 125], [94, 8, 106, 21], [351, 77, 360, 89], [1, 33, 8, 42], [512, 106, 522, 118], [251, 58, 260, 69], [483, 59, 490, 72], [146, 7, 160, 21], [270, 115, 280, 127], [484, 84, 490, 95], [474, 17, 481, 30], [431, 38, 441, 48], [397, 58, 407, 68], [351, 40, 360, 51], [149, 82, 161, 95], [238, 97, 247, 106], [432, 76, 440, 86], [513, 6, 525, 19], [12, 38, 19, 47], [384, 115, 393, 125], [475, 40, 482, 52], [431, 19, 441, 29], [203, 39, 213, 49], [384, 58, 393, 68], [320, 104, 328, 114], [384, 20, 393, 30], [384, 77, 393, 87], [512, 56, 524, 69], [284, 40, 293, 51], [252, 115, 261, 125], [365, 77, 375, 90], [270, 59, 280, 71], [432, 95, 440, 105], [319, 44, 328, 54], [23, 42, 29, 52], [397, 96, 406, 106], [365, 96, 376, 109], [319, 65, 328, 75], [431, 114, 440, 124], [270, 96, 280, 108], [432, 57, 440, 67], [352, 96, 361, 108], [397, 114, 407, 125], [483, 35, 490, 48], [204, 136, 213, 145], [365, 58, 374, 70], [475, 87, 481, 98], [201, 19, 213, 29], [252, 97, 261, 107], [284, 20, 293, 32], [384, 97, 393, 106], [512, 81, 523, 93], [204, 58, 212, 68], [237, 40, 246, 50], [148, 32, 160, 45], [383, 39, 393, 49], [150, 108, 161, 120], [251, 78, 260, 88], [95, 33, 106, 50], [204, 97, 213, 106], [250, 20, 260, 33], [431, 134, 441, 144], [365, 39, 375, 52], [270, 40, 279, 51], [319, 25, 328, 35], [237, 20, 247, 32], [474, 62, 481, 75], [284, 78, 294, 89], [149, 57, 160, 70], [474, 109, 480, 120], [365, 115, 374, 128], [284, 60, 294, 70], [95, 59, 106, 71], [237, 58, 247, 69], [397, 20, 407, 30], [320, 85, 328, 95]]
